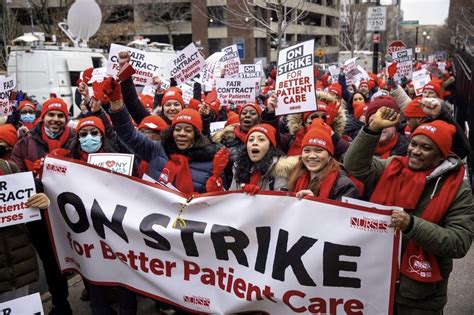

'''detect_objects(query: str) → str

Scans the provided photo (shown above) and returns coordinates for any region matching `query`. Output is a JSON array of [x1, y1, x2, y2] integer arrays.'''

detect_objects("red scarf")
[[292, 165, 340, 198], [374, 133, 398, 159], [160, 154, 194, 195], [248, 171, 262, 185], [41, 127, 71, 153], [233, 125, 248, 143], [288, 128, 306, 156], [370, 156, 465, 282], [137, 160, 149, 178]]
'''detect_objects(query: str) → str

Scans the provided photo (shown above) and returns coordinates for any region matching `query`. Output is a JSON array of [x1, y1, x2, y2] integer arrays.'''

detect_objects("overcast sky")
[[381, 0, 450, 25]]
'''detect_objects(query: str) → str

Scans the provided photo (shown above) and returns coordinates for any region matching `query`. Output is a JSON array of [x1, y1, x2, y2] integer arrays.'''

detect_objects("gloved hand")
[[325, 100, 340, 125], [103, 77, 122, 102], [242, 184, 260, 195], [206, 176, 224, 192], [212, 147, 230, 178]]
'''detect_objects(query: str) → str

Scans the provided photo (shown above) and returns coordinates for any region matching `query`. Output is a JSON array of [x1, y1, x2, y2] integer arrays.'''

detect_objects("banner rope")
[[172, 194, 195, 229]]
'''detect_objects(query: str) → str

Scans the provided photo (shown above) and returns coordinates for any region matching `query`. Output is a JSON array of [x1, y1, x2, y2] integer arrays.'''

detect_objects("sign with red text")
[[275, 40, 316, 116], [87, 153, 134, 176], [169, 43, 206, 85], [412, 69, 431, 96], [0, 76, 16, 117], [221, 44, 241, 78], [216, 78, 258, 106], [0, 292, 43, 314], [0, 171, 39, 227], [107, 44, 168, 86], [392, 49, 413, 81], [43, 156, 398, 315]]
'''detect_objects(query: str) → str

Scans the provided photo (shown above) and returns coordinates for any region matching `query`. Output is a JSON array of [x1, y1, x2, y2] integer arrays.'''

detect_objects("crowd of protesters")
[[0, 49, 472, 315]]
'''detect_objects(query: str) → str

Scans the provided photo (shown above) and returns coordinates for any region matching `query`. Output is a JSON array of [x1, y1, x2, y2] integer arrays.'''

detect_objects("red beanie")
[[246, 123, 276, 147], [18, 100, 37, 112], [303, 100, 329, 122], [411, 120, 455, 158], [364, 96, 399, 124], [161, 90, 184, 107], [138, 94, 154, 111], [225, 111, 240, 126], [76, 116, 105, 135], [423, 81, 443, 99], [187, 98, 202, 111], [138, 115, 168, 132], [403, 98, 427, 118], [329, 83, 342, 97], [239, 103, 262, 116], [301, 118, 334, 156], [172, 108, 202, 133], [353, 101, 368, 120], [41, 98, 69, 119], [167, 86, 183, 95], [0, 124, 18, 147], [358, 80, 369, 89]]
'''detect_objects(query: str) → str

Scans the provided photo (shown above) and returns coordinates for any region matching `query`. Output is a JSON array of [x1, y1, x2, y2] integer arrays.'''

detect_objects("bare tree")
[[451, 5, 474, 52], [338, 0, 368, 57], [30, 0, 73, 36], [198, 0, 309, 55], [0, 3, 22, 70]]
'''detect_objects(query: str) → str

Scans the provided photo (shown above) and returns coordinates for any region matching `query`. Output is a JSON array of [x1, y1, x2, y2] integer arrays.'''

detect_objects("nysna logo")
[[165, 91, 176, 97], [407, 255, 432, 278], [48, 103, 63, 110], [46, 163, 68, 175], [176, 115, 192, 121], [308, 138, 327, 146], [418, 125, 437, 133], [80, 120, 95, 127], [253, 126, 268, 134], [424, 84, 435, 90], [183, 295, 211, 309], [350, 216, 388, 233]]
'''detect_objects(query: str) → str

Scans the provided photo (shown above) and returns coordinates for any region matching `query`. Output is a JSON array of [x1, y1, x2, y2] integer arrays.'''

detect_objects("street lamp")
[[422, 31, 429, 60]]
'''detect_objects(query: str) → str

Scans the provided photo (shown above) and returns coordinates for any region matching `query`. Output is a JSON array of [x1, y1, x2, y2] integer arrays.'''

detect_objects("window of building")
[[299, 11, 322, 26], [208, 6, 225, 27], [209, 38, 226, 54], [255, 38, 266, 57]]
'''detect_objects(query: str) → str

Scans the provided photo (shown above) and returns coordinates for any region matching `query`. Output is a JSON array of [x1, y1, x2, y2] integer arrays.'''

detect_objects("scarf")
[[370, 156, 464, 282], [287, 128, 306, 156], [160, 154, 194, 195], [248, 171, 262, 185], [137, 160, 149, 179], [374, 133, 398, 159], [292, 164, 340, 198], [234, 125, 248, 143], [41, 126, 71, 153]]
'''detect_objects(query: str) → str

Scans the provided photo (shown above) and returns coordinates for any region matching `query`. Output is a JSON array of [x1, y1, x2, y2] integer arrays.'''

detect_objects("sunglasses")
[[20, 110, 35, 115], [79, 130, 100, 138]]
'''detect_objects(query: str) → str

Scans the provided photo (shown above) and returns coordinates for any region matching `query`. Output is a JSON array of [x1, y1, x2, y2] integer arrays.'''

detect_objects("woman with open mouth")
[[287, 118, 358, 201]]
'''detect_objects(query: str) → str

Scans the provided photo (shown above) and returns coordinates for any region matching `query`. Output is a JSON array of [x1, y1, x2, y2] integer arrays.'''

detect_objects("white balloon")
[[67, 0, 102, 41]]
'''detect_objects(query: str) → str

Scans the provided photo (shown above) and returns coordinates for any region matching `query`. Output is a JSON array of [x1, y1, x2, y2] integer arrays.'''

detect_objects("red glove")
[[103, 77, 122, 102], [242, 184, 260, 195], [325, 100, 340, 125], [212, 147, 230, 178], [206, 176, 224, 192], [388, 62, 398, 79]]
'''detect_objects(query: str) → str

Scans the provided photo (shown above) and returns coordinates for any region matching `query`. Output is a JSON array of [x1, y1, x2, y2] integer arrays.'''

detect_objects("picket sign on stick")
[[392, 49, 413, 82], [412, 69, 431, 96], [168, 43, 206, 85], [0, 76, 17, 117], [42, 156, 398, 315], [221, 44, 241, 78], [215, 78, 258, 105], [275, 40, 316, 116]]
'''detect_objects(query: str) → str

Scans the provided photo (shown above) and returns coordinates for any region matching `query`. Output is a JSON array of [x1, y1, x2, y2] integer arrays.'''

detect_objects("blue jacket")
[[109, 107, 216, 193]]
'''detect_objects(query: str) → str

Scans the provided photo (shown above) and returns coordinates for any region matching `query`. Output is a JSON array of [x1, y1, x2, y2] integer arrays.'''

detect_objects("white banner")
[[221, 44, 241, 78], [392, 49, 413, 81], [87, 153, 134, 176], [275, 40, 316, 116], [0, 292, 43, 314], [169, 43, 206, 85], [239, 64, 262, 78], [216, 78, 258, 106], [412, 69, 431, 96], [0, 76, 17, 117], [42, 156, 398, 314], [0, 172, 39, 227]]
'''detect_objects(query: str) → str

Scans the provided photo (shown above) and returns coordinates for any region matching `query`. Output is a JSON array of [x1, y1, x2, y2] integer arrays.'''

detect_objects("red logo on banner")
[[183, 295, 211, 309], [350, 217, 388, 233], [46, 163, 68, 175]]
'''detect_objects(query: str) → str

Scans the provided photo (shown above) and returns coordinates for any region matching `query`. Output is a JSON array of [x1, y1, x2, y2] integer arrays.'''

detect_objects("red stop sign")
[[387, 40, 407, 56]]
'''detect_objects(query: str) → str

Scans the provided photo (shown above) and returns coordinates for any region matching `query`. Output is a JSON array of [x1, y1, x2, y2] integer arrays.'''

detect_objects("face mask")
[[21, 113, 35, 123], [79, 134, 102, 153], [44, 127, 62, 139]]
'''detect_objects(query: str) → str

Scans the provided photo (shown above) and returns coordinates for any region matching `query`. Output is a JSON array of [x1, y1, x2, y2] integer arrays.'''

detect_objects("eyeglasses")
[[20, 110, 35, 115], [79, 130, 100, 138]]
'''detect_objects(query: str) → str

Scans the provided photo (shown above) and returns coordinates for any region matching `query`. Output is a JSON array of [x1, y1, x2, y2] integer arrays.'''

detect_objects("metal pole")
[[414, 26, 418, 60], [372, 0, 381, 74]]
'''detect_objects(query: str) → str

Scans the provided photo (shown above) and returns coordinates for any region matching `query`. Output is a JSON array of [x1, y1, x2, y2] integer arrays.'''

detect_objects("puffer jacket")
[[211, 123, 244, 164], [0, 225, 38, 293], [110, 107, 217, 193], [324, 170, 359, 201], [344, 127, 474, 310]]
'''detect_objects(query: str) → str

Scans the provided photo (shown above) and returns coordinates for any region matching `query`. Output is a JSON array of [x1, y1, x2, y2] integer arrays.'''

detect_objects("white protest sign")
[[0, 292, 43, 314], [437, 62, 446, 72], [88, 67, 107, 84], [0, 76, 16, 117], [43, 156, 398, 314], [210, 121, 226, 136], [238, 64, 262, 78], [179, 84, 194, 105], [221, 44, 241, 78], [367, 6, 387, 31], [202, 52, 225, 87], [169, 43, 206, 85], [107, 44, 164, 86], [87, 153, 135, 176], [356, 65, 370, 80], [328, 65, 340, 78], [0, 172, 40, 227], [392, 49, 413, 81], [216, 78, 258, 105], [412, 69, 431, 96], [141, 85, 156, 97], [275, 40, 316, 116]]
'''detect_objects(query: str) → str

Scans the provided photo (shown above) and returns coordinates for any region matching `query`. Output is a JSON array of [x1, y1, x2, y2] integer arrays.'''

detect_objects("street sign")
[[372, 33, 381, 43], [401, 20, 419, 25], [387, 40, 407, 56], [316, 48, 325, 58], [415, 46, 422, 53], [367, 6, 387, 31]]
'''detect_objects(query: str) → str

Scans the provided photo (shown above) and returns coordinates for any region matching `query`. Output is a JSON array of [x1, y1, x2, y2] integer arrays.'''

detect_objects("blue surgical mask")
[[44, 126, 62, 139], [79, 134, 102, 153], [21, 113, 35, 123]]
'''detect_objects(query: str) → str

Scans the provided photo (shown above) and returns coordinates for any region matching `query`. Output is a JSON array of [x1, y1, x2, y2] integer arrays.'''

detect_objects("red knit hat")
[[161, 90, 184, 107], [172, 108, 202, 133], [18, 100, 37, 112], [411, 120, 455, 158], [246, 123, 277, 147], [239, 103, 262, 116], [225, 111, 240, 126], [403, 98, 427, 118], [0, 124, 18, 147], [353, 101, 368, 120], [187, 98, 202, 111], [41, 98, 69, 119], [364, 96, 399, 124], [138, 94, 154, 111], [358, 80, 369, 89], [423, 81, 443, 99], [138, 115, 168, 132], [329, 83, 342, 97], [76, 116, 105, 135], [303, 100, 330, 122], [301, 118, 334, 156]]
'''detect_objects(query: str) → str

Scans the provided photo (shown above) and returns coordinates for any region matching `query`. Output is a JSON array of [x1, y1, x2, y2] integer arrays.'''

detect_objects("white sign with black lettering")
[[221, 44, 241, 78], [168, 43, 205, 85], [0, 76, 16, 117], [412, 69, 431, 96], [215, 78, 258, 105], [367, 7, 387, 31], [392, 49, 413, 81], [238, 64, 262, 78], [0, 292, 43, 314]]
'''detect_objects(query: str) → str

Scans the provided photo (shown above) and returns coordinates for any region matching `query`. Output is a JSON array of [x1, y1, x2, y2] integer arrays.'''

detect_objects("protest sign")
[[179, 84, 194, 105], [87, 153, 134, 176], [141, 85, 156, 97], [412, 69, 431, 96], [238, 64, 262, 78], [88, 67, 107, 84], [328, 65, 340, 78], [202, 52, 225, 89], [0, 171, 39, 227], [275, 40, 316, 116], [216, 78, 258, 106], [0, 76, 16, 117], [169, 43, 206, 85], [210, 121, 226, 136], [0, 292, 43, 314], [221, 44, 241, 78], [392, 49, 413, 81], [43, 156, 398, 314], [107, 44, 167, 86]]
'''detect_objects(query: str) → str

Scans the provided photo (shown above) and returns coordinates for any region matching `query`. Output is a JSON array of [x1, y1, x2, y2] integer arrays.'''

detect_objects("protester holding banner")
[[344, 106, 474, 314], [287, 118, 358, 201]]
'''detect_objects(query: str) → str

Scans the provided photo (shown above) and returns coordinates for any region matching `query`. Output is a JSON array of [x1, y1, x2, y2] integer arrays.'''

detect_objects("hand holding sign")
[[26, 192, 50, 209]]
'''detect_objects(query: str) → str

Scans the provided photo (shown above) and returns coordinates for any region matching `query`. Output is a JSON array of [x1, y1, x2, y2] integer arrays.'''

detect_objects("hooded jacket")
[[344, 127, 474, 310]]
